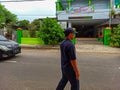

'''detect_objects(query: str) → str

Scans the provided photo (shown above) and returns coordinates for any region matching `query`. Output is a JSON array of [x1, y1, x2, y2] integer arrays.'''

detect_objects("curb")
[[76, 45, 120, 53], [20, 44, 120, 53], [20, 44, 60, 49]]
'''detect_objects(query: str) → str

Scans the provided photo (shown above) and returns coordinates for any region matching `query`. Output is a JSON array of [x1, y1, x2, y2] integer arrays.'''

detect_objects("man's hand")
[[76, 70, 80, 80], [70, 60, 80, 80]]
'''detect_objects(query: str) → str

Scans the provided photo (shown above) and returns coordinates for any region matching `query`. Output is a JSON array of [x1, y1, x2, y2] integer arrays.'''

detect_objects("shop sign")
[[68, 6, 94, 13]]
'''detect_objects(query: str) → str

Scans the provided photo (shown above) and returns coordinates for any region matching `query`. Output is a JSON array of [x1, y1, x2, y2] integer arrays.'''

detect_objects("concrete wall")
[[71, 0, 110, 9], [57, 9, 110, 20]]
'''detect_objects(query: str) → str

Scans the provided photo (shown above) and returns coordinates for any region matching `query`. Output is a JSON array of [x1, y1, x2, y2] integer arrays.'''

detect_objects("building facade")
[[56, 0, 120, 38]]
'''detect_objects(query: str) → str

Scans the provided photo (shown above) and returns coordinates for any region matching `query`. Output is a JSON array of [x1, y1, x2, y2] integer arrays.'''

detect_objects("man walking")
[[56, 28, 80, 90]]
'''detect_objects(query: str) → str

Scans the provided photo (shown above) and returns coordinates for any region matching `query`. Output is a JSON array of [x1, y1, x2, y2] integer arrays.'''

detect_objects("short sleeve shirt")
[[60, 39, 76, 70]]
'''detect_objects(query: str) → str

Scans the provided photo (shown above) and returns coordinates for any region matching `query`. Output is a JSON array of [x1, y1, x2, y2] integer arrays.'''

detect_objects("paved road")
[[0, 49, 120, 90]]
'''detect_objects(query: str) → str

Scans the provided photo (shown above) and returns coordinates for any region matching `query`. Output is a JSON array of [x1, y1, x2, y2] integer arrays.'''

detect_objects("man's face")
[[69, 33, 74, 40]]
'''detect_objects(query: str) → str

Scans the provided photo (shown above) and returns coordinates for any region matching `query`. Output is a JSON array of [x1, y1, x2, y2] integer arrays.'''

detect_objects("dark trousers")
[[56, 68, 80, 90]]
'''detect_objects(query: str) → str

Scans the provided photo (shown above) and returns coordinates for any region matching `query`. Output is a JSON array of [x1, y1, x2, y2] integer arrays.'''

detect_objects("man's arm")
[[70, 60, 80, 80]]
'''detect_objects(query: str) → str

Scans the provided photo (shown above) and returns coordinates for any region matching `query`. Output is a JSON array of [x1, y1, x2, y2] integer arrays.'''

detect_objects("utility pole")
[[109, 0, 114, 27]]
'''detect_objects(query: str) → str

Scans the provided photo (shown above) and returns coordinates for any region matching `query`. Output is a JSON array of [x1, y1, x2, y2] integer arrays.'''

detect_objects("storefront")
[[56, 0, 120, 41]]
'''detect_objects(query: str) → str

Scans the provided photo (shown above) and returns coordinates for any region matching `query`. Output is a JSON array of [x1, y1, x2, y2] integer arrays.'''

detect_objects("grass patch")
[[21, 38, 44, 45]]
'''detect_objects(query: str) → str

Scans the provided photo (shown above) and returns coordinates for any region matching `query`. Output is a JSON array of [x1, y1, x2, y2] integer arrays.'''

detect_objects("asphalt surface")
[[0, 48, 120, 90]]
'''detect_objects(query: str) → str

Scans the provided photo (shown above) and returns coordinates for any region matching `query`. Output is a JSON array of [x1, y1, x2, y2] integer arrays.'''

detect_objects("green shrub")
[[38, 17, 64, 45], [110, 24, 120, 47]]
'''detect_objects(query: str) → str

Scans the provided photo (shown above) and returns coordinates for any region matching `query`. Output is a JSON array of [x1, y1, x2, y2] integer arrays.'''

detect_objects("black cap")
[[64, 28, 74, 36]]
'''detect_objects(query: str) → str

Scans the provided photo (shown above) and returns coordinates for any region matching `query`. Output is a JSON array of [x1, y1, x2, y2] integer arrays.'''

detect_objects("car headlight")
[[7, 45, 13, 48], [0, 46, 10, 51], [14, 44, 19, 47]]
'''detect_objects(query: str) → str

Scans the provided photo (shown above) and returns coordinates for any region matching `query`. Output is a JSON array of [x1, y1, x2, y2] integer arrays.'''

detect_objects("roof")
[[98, 18, 120, 27]]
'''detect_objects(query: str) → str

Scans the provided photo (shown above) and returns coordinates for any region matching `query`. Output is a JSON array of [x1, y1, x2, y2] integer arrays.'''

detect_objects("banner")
[[67, 6, 94, 13]]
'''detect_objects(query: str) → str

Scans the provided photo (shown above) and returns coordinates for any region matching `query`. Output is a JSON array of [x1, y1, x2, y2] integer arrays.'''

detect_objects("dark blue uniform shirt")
[[60, 39, 76, 70]]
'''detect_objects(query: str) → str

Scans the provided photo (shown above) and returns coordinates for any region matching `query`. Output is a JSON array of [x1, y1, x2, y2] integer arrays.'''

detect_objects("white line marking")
[[5, 61, 17, 63]]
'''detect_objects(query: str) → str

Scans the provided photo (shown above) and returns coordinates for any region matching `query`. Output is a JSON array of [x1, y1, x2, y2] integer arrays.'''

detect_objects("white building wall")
[[92, 0, 110, 9], [57, 0, 111, 21], [57, 9, 110, 20], [71, 0, 110, 9]]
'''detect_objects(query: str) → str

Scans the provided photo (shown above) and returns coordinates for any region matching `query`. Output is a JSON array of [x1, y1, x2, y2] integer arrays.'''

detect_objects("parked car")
[[0, 35, 21, 56], [0, 45, 13, 59]]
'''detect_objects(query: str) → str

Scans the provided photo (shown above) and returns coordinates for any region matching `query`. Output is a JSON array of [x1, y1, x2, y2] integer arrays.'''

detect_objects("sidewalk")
[[20, 40, 120, 53], [76, 44, 120, 53], [76, 39, 120, 53]]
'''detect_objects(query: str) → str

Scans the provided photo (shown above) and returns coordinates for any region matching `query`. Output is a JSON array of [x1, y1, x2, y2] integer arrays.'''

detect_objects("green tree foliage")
[[110, 24, 120, 47], [31, 19, 41, 30], [109, 9, 116, 19], [38, 17, 64, 45], [29, 19, 41, 37], [0, 4, 17, 29], [17, 20, 30, 30], [4, 10, 17, 24], [29, 24, 36, 37], [0, 4, 6, 28]]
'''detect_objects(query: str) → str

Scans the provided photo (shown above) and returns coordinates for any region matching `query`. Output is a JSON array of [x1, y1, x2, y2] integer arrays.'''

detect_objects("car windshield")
[[0, 35, 8, 41]]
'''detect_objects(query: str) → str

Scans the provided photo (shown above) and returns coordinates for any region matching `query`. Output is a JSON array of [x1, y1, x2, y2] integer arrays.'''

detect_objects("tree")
[[30, 19, 41, 31], [109, 9, 116, 19], [29, 24, 36, 37], [4, 10, 17, 25], [17, 20, 30, 30], [29, 19, 41, 37], [38, 17, 64, 45], [110, 24, 120, 47], [0, 4, 17, 27], [0, 4, 6, 28], [0, 4, 18, 39]]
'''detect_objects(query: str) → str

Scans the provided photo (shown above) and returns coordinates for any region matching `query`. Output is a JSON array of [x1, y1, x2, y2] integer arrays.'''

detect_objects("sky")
[[1, 0, 57, 22]]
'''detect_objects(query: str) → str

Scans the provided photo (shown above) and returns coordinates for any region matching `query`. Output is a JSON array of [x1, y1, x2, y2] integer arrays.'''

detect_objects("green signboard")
[[17, 29, 22, 44], [103, 28, 111, 45]]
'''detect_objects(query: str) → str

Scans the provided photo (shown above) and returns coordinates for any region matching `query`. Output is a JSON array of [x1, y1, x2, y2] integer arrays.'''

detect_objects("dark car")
[[0, 35, 21, 56], [0, 45, 14, 59]]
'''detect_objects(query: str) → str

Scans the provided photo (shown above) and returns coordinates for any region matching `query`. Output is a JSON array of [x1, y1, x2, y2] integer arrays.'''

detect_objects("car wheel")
[[2, 54, 9, 58]]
